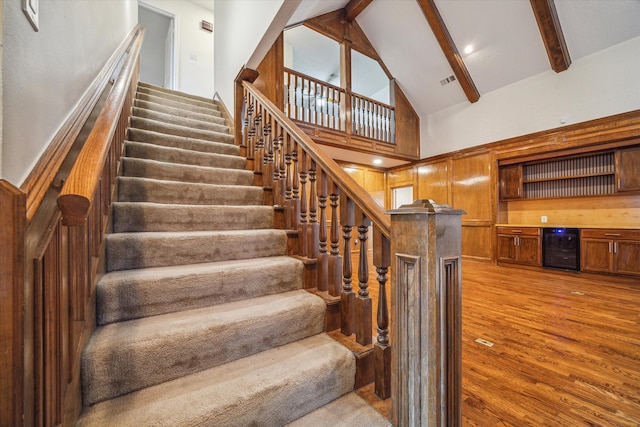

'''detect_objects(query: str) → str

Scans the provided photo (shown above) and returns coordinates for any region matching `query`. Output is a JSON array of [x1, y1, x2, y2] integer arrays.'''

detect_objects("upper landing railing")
[[284, 68, 395, 144]]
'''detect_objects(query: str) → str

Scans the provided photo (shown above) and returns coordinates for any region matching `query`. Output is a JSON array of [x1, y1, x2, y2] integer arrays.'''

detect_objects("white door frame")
[[139, 1, 177, 90]]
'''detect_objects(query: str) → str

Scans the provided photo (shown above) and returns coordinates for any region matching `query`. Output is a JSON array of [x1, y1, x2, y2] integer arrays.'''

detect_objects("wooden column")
[[0, 181, 26, 427], [388, 199, 465, 427]]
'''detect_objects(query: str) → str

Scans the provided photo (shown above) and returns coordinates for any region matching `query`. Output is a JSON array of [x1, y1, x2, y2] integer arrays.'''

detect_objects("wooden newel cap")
[[386, 199, 466, 215], [57, 194, 91, 226]]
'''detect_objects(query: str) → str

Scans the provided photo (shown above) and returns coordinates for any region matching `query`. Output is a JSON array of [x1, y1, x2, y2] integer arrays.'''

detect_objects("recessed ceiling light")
[[373, 158, 383, 165], [464, 44, 474, 55]]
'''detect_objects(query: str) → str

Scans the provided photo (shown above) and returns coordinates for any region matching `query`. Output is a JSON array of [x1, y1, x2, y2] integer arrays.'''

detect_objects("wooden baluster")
[[292, 146, 301, 231], [329, 184, 342, 297], [355, 212, 372, 346], [374, 227, 391, 399], [299, 151, 308, 259], [276, 131, 286, 207], [307, 161, 319, 289], [253, 112, 263, 177], [317, 169, 329, 292], [244, 103, 253, 154], [340, 195, 355, 336], [284, 136, 294, 230]]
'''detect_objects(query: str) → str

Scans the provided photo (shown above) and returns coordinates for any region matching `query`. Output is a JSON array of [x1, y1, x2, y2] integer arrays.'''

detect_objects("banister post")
[[387, 199, 465, 427]]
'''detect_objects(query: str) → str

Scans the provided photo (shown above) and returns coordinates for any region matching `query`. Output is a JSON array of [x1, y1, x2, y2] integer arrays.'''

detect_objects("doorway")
[[138, 2, 175, 89]]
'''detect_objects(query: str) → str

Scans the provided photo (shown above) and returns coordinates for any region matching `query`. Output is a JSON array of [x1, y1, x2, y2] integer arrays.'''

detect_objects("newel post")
[[387, 200, 465, 427]]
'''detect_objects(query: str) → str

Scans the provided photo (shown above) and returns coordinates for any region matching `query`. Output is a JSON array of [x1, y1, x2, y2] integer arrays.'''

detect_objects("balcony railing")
[[284, 68, 395, 144]]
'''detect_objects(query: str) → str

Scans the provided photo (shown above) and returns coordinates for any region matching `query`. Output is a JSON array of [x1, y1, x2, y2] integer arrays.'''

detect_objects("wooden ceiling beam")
[[344, 0, 374, 22], [416, 0, 480, 103], [530, 0, 571, 72]]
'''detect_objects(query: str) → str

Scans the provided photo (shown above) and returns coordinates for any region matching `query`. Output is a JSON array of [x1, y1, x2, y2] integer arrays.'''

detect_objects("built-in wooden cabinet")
[[499, 147, 639, 201], [581, 229, 640, 277], [616, 146, 640, 192], [496, 227, 541, 266], [499, 164, 522, 200]]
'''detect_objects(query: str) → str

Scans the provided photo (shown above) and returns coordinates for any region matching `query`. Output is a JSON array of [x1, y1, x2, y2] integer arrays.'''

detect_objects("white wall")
[[423, 36, 640, 158], [2, 0, 137, 185], [213, 0, 290, 113], [141, 0, 214, 98]]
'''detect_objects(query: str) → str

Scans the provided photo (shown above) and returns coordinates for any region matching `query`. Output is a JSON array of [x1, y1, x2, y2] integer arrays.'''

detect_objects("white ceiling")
[[277, 0, 640, 167]]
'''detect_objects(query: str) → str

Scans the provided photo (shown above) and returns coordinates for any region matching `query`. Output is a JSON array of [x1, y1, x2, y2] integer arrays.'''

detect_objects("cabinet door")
[[616, 146, 640, 192], [497, 235, 516, 261], [517, 235, 541, 266], [613, 240, 640, 277], [581, 239, 612, 273], [499, 165, 522, 200]]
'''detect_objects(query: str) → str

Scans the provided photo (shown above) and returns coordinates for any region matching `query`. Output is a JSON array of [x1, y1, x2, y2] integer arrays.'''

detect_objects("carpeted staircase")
[[76, 82, 391, 426]]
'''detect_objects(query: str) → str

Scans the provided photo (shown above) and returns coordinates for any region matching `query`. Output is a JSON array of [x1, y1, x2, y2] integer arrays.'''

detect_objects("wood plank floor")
[[358, 259, 640, 426]]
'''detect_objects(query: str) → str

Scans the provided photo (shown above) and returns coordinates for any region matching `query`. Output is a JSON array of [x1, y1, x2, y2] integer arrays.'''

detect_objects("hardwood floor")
[[359, 259, 640, 426]]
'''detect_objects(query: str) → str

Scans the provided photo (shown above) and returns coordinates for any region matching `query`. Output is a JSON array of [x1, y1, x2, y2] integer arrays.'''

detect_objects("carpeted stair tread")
[[82, 290, 327, 405], [121, 158, 253, 185], [131, 116, 234, 144], [127, 128, 237, 155], [96, 256, 304, 325], [138, 81, 217, 104], [77, 334, 355, 426], [137, 83, 218, 109], [133, 106, 228, 133], [286, 393, 392, 426], [134, 98, 226, 125], [124, 141, 244, 169], [113, 202, 274, 232], [136, 92, 222, 117], [118, 176, 263, 205], [106, 229, 287, 271]]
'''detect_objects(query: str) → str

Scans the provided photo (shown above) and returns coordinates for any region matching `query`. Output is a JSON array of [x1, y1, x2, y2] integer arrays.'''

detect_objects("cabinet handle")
[[512, 230, 522, 233], [614, 242, 618, 254], [608, 242, 612, 253], [605, 233, 621, 237]]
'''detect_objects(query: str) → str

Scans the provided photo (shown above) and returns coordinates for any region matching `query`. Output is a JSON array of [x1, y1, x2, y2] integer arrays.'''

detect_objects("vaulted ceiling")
[[285, 0, 640, 119]]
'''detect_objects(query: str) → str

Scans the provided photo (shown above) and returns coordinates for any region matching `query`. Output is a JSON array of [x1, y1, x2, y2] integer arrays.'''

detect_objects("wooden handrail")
[[244, 81, 391, 238], [284, 67, 344, 93], [351, 91, 395, 111], [57, 28, 145, 226]]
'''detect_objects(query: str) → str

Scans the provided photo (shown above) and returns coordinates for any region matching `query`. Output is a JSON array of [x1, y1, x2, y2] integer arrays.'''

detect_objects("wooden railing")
[[241, 79, 392, 398], [352, 92, 395, 143], [284, 68, 395, 144], [284, 68, 345, 132]]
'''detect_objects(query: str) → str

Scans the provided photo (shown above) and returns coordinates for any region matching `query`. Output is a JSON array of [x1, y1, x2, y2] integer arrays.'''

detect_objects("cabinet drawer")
[[496, 227, 540, 236], [581, 229, 640, 240]]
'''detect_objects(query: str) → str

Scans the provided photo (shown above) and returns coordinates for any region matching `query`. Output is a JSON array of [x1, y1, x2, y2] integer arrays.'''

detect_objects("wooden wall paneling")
[[0, 181, 26, 427], [616, 145, 640, 192], [416, 159, 450, 205], [391, 80, 420, 159], [451, 151, 492, 220], [254, 32, 284, 109], [462, 225, 493, 260]]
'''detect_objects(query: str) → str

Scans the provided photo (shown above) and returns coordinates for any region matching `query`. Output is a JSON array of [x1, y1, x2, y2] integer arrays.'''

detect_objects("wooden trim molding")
[[0, 180, 26, 427], [20, 24, 141, 223], [416, 0, 480, 103], [530, 0, 571, 73]]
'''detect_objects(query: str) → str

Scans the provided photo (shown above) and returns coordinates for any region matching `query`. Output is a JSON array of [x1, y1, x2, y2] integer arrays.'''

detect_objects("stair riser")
[[112, 204, 274, 232], [134, 99, 226, 125], [106, 230, 287, 271], [124, 142, 245, 169], [97, 257, 304, 325], [136, 86, 217, 110], [118, 177, 263, 206], [127, 129, 238, 156], [77, 335, 356, 426], [130, 116, 233, 144], [136, 92, 221, 117], [83, 291, 326, 405], [133, 107, 229, 134], [122, 158, 253, 186]]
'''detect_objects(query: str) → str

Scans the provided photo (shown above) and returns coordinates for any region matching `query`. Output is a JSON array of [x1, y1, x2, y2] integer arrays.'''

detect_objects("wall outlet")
[[541, 215, 548, 223]]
